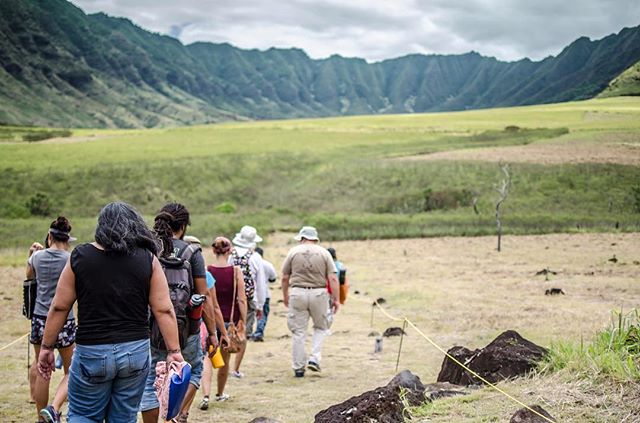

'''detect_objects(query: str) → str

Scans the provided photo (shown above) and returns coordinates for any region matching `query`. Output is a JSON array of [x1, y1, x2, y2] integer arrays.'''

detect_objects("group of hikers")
[[25, 201, 348, 422]]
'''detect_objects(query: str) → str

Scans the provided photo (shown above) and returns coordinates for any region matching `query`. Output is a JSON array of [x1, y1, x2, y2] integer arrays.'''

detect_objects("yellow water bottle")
[[209, 345, 225, 369]]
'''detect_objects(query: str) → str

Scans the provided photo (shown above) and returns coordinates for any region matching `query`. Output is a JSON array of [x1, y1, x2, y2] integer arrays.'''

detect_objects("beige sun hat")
[[294, 226, 319, 241], [232, 225, 263, 249]]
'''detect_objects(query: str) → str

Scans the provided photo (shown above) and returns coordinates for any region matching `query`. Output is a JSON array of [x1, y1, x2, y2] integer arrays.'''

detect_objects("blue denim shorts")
[[67, 338, 150, 423], [139, 333, 204, 412]]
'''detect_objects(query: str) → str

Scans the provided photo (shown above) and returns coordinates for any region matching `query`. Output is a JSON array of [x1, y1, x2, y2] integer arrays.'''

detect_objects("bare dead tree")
[[472, 190, 480, 215], [494, 163, 511, 252]]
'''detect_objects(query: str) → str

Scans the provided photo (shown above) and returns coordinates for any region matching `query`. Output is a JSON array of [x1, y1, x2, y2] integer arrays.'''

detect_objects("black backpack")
[[150, 243, 199, 350]]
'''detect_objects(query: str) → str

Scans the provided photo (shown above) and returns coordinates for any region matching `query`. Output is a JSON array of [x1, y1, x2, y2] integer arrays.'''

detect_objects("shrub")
[[26, 193, 53, 216], [540, 309, 640, 381], [423, 188, 473, 212], [22, 129, 72, 142], [631, 185, 640, 213], [214, 201, 237, 214]]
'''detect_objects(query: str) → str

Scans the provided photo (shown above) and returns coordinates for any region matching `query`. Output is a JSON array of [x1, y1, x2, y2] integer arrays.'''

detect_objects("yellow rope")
[[370, 300, 556, 423], [0, 333, 29, 352]]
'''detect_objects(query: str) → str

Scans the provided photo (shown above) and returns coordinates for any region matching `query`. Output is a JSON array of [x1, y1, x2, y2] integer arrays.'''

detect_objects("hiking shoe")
[[307, 360, 321, 372], [294, 368, 305, 378], [231, 370, 244, 379], [198, 396, 209, 410], [215, 393, 230, 402], [39, 405, 61, 423], [252, 336, 264, 342]]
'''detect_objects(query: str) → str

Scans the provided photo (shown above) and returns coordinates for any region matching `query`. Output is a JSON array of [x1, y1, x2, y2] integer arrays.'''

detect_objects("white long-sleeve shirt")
[[230, 247, 267, 309], [261, 259, 277, 299]]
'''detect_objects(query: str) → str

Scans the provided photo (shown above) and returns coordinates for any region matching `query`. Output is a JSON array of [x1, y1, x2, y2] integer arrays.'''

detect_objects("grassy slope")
[[0, 97, 639, 251], [599, 60, 640, 97]]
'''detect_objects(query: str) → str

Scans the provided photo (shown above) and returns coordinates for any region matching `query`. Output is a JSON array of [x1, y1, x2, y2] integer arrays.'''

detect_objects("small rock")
[[277, 299, 284, 303], [368, 331, 380, 337], [423, 382, 468, 401], [2, 296, 12, 301], [383, 327, 406, 337], [544, 288, 565, 296], [510, 405, 556, 422], [277, 334, 290, 340], [249, 418, 281, 423], [373, 297, 386, 305], [265, 379, 275, 384], [354, 290, 360, 295], [534, 268, 557, 276]]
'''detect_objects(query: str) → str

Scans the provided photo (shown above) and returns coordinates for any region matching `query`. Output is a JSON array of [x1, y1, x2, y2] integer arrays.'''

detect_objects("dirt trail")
[[0, 232, 638, 422]]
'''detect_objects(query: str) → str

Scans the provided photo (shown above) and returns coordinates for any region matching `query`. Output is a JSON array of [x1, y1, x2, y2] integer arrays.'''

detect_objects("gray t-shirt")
[[29, 249, 73, 319]]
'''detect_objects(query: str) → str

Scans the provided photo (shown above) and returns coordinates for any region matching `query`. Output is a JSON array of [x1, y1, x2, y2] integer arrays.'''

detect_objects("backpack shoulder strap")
[[178, 243, 200, 262]]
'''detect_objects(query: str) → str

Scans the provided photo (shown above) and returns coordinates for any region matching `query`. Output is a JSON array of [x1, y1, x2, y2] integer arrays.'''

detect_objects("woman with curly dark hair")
[[37, 202, 184, 423], [27, 217, 76, 423]]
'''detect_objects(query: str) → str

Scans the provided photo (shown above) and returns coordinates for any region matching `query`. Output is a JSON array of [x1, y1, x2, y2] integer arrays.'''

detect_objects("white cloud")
[[71, 0, 640, 62]]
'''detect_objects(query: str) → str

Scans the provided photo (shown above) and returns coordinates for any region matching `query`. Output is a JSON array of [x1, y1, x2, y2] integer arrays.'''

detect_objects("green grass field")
[[0, 97, 639, 253]]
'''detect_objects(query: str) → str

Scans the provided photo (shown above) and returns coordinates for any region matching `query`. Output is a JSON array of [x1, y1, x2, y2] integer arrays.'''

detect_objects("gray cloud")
[[71, 0, 640, 62]]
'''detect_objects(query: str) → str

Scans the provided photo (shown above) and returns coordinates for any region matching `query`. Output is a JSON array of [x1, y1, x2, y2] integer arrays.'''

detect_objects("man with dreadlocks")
[[141, 203, 228, 423]]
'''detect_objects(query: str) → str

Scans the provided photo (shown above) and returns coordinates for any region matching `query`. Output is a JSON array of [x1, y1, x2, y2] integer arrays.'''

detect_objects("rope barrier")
[[0, 333, 29, 352], [367, 299, 556, 423]]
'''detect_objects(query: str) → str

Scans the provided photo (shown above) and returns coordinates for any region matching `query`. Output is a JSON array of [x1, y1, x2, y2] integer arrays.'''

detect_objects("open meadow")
[[0, 232, 639, 422], [0, 97, 639, 421], [0, 96, 639, 257]]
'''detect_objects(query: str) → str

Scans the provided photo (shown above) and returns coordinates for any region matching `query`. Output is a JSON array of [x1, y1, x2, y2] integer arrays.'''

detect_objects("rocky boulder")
[[314, 370, 425, 423], [437, 330, 547, 386]]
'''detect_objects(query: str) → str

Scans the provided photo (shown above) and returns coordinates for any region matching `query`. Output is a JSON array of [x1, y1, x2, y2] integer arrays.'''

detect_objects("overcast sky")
[[71, 0, 640, 62]]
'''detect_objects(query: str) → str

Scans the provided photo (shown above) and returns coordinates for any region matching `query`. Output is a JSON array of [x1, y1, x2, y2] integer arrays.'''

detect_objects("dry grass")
[[396, 132, 640, 165], [0, 232, 638, 422]]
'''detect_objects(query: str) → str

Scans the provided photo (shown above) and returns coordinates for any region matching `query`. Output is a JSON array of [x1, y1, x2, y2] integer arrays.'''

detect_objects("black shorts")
[[30, 314, 76, 349]]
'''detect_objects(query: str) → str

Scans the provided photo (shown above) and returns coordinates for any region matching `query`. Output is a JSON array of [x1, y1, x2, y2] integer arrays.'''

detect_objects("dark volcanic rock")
[[314, 370, 425, 423], [437, 330, 547, 385], [383, 327, 406, 337], [510, 405, 556, 422]]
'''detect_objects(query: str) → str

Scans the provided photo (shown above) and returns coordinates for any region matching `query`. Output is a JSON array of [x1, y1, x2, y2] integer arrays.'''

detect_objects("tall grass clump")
[[540, 309, 640, 381]]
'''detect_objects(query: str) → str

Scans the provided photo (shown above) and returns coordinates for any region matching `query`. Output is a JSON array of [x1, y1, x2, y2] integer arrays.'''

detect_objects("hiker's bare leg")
[[51, 345, 73, 412], [217, 350, 231, 395], [179, 384, 197, 416], [142, 407, 159, 423], [201, 355, 212, 398], [33, 345, 50, 419], [234, 342, 246, 373], [29, 351, 38, 403]]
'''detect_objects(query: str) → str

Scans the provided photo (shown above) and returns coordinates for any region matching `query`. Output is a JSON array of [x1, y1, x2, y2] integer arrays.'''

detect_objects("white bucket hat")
[[294, 226, 319, 242], [232, 225, 263, 249]]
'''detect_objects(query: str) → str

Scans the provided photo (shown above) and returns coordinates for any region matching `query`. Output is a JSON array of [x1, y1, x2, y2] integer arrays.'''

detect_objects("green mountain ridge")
[[1, 0, 640, 128]]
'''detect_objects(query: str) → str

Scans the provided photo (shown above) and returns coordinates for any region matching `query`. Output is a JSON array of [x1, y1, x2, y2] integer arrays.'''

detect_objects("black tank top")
[[71, 243, 153, 345]]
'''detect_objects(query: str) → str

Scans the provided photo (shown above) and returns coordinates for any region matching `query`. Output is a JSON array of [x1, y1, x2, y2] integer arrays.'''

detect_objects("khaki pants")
[[287, 287, 332, 370]]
